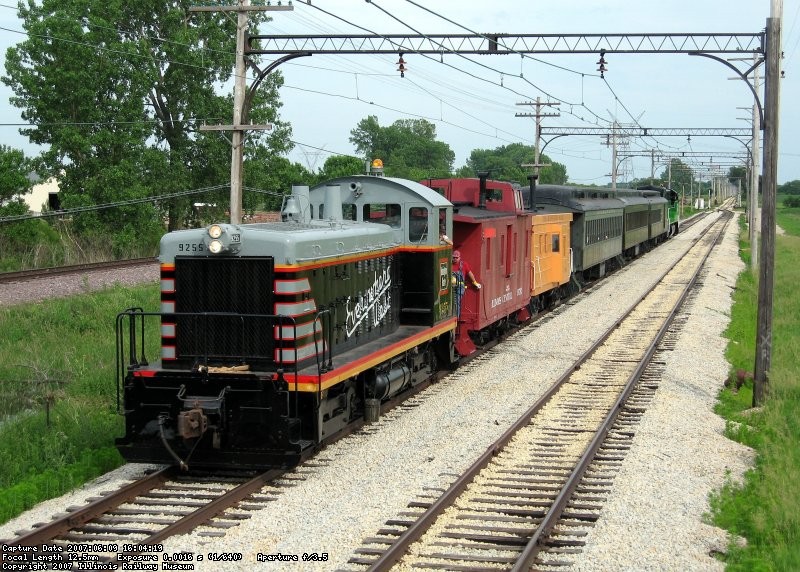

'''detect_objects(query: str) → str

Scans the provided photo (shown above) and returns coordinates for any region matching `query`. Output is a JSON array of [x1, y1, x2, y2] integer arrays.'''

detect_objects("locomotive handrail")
[[312, 308, 333, 442], [276, 314, 300, 422], [115, 307, 148, 413], [114, 309, 306, 415]]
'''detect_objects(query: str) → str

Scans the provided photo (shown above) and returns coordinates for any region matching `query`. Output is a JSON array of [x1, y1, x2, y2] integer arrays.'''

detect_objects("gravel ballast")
[[0, 212, 753, 570], [0, 263, 160, 307]]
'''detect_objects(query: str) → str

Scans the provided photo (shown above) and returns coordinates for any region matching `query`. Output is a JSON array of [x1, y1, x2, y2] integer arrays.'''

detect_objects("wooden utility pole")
[[754, 3, 782, 406], [191, 1, 292, 224], [516, 99, 560, 199]]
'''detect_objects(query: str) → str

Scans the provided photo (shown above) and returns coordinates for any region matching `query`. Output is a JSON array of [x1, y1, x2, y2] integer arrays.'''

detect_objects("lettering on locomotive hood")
[[345, 265, 392, 338]]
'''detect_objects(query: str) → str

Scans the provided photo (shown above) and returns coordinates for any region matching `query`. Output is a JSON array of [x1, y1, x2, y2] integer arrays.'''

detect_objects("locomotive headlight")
[[203, 223, 242, 255], [208, 224, 223, 239], [208, 239, 223, 254]]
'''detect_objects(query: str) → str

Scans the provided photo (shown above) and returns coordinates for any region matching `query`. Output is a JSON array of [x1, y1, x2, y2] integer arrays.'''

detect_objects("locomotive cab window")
[[408, 207, 429, 241], [438, 208, 451, 240], [364, 203, 402, 228]]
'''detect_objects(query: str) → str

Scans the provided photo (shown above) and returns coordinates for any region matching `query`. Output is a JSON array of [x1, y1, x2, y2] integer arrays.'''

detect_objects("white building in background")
[[23, 174, 59, 214]]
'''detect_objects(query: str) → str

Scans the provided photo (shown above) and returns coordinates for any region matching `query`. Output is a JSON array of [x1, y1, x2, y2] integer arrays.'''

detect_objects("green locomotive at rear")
[[115, 177, 456, 470]]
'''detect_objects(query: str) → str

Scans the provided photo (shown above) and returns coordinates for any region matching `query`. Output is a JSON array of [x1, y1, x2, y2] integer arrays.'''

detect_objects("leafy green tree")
[[318, 155, 367, 181], [0, 146, 59, 266], [3, 0, 291, 247], [0, 145, 31, 204], [457, 143, 567, 184], [349, 116, 454, 179], [784, 196, 800, 208], [244, 150, 311, 212], [778, 180, 800, 195], [657, 159, 694, 190], [728, 166, 748, 194]]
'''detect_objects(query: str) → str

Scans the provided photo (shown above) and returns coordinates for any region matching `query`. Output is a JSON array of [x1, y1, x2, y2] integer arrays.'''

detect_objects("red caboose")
[[422, 175, 533, 356]]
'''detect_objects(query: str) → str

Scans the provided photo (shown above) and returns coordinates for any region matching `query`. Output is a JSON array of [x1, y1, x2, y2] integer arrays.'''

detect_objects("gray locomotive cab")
[[309, 176, 455, 329], [308, 176, 453, 246]]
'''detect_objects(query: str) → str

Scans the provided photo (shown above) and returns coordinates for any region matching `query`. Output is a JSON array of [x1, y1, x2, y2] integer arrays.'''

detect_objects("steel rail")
[[1, 467, 175, 549], [0, 257, 158, 284], [367, 210, 732, 571], [512, 210, 733, 570], [112, 469, 286, 554]]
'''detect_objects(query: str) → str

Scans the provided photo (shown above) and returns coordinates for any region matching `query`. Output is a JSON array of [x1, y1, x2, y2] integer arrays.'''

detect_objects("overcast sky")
[[1, 0, 798, 186]]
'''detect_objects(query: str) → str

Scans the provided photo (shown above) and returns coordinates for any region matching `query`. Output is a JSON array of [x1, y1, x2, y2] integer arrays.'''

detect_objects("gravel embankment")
[[0, 213, 752, 571], [570, 213, 753, 571], [0, 263, 160, 307]]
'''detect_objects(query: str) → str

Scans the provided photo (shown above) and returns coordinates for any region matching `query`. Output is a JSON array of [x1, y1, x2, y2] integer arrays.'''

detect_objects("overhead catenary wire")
[[296, 1, 609, 128], [314, 1, 703, 174], [1, 1, 760, 182]]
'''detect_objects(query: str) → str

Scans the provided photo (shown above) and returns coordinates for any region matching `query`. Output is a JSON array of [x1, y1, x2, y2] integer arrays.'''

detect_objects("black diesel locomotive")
[[116, 175, 457, 469], [115, 172, 671, 470]]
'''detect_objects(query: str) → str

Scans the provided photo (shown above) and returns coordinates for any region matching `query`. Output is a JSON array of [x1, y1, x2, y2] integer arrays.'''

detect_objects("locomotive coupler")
[[175, 385, 228, 441], [177, 408, 207, 440]]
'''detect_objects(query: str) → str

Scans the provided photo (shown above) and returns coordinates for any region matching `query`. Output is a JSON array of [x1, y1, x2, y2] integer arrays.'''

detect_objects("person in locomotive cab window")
[[451, 250, 481, 317], [440, 223, 453, 245]]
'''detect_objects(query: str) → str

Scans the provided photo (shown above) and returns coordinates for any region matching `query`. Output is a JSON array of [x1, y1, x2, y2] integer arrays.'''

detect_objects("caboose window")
[[552, 234, 560, 252]]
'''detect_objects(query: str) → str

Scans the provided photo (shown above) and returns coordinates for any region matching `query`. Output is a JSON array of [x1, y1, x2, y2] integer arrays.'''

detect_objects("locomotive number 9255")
[[178, 242, 205, 252]]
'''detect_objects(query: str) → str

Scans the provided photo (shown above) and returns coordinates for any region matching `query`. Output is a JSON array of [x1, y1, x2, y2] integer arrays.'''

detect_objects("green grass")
[[710, 208, 800, 570], [777, 196, 800, 236], [0, 282, 159, 524]]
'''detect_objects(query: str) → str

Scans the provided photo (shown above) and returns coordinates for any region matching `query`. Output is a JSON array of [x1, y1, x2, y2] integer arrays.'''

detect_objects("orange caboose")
[[422, 175, 533, 356], [530, 210, 573, 310]]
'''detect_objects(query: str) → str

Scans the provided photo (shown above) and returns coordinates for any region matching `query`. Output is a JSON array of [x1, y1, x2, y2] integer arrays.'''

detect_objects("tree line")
[[4, 1, 795, 269], [0, 1, 569, 269]]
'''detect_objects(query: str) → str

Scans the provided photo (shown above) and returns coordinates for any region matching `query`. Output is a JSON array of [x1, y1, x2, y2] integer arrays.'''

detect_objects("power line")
[[364, 0, 611, 125], [0, 185, 228, 224], [295, 2, 610, 127], [392, 1, 687, 163], [283, 84, 523, 145]]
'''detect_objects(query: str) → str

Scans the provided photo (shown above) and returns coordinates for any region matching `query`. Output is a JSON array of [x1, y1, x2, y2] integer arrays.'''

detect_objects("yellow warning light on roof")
[[369, 158, 385, 176]]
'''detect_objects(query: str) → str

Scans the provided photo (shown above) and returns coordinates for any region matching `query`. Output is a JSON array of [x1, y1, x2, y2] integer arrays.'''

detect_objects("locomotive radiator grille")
[[161, 257, 276, 367]]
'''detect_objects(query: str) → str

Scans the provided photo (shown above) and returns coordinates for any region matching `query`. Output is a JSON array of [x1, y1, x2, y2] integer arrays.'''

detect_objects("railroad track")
[[0, 210, 728, 566], [0, 257, 157, 284], [346, 210, 733, 571], [0, 370, 446, 564], [0, 466, 293, 566]]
